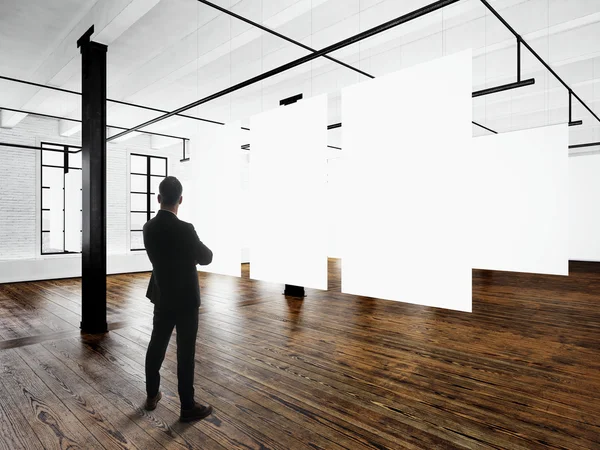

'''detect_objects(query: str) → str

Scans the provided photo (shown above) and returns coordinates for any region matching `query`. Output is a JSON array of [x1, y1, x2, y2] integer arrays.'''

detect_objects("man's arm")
[[188, 224, 213, 265], [142, 222, 153, 261]]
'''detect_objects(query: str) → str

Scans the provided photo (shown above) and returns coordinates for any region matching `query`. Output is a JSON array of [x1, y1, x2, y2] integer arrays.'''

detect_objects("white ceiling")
[[0, 0, 598, 150]]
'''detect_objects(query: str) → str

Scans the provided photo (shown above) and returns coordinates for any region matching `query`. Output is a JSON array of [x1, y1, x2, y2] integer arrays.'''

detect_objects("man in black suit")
[[143, 176, 214, 422]]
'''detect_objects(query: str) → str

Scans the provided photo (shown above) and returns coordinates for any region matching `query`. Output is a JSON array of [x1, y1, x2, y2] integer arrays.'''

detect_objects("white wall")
[[0, 253, 154, 284], [0, 114, 184, 281], [471, 124, 569, 276], [171, 138, 251, 264], [569, 153, 600, 262]]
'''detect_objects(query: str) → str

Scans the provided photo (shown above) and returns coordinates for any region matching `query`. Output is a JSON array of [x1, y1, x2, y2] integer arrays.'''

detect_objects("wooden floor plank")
[[1, 283, 77, 332], [185, 316, 597, 449], [41, 338, 225, 450], [70, 334, 320, 450], [101, 329, 368, 450], [0, 259, 599, 449], [0, 348, 105, 450], [0, 372, 46, 450], [114, 326, 469, 450], [16, 343, 165, 450], [196, 299, 600, 411]]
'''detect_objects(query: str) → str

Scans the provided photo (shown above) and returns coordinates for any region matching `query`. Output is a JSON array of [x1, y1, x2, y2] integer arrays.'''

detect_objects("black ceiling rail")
[[107, 0, 462, 141], [180, 139, 190, 162], [0, 105, 189, 141], [568, 92, 583, 126], [196, 0, 375, 80], [472, 79, 535, 98], [569, 141, 600, 149], [326, 120, 497, 134], [0, 141, 80, 153], [280, 93, 304, 106], [239, 143, 343, 151], [479, 0, 600, 125], [472, 121, 498, 134], [199, 0, 493, 135], [0, 74, 224, 126], [472, 36, 536, 97], [177, 140, 600, 152]]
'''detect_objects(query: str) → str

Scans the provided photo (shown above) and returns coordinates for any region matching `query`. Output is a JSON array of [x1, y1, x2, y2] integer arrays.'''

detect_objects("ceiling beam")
[[0, 74, 225, 126], [0, 106, 188, 141], [196, 0, 374, 80], [151, 134, 180, 149], [479, 0, 600, 125], [107, 0, 462, 142], [59, 119, 81, 137], [2, 0, 161, 128]]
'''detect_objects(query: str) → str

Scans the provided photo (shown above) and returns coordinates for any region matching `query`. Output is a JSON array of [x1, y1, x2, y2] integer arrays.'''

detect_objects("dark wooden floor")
[[0, 260, 599, 449]]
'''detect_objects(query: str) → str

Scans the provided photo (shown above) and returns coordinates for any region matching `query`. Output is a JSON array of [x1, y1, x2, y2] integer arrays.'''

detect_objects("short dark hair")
[[159, 176, 183, 206]]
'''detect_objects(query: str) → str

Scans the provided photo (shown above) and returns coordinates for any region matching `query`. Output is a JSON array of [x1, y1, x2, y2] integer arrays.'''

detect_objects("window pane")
[[131, 155, 147, 174], [130, 231, 144, 250], [131, 212, 148, 230], [131, 174, 147, 192], [42, 149, 64, 167], [42, 231, 64, 253], [42, 165, 64, 252], [69, 151, 82, 169], [42, 166, 63, 187], [42, 190, 50, 209], [150, 176, 164, 196], [151, 157, 167, 176], [148, 192, 159, 209], [42, 210, 50, 230], [65, 170, 82, 252], [131, 193, 147, 211]]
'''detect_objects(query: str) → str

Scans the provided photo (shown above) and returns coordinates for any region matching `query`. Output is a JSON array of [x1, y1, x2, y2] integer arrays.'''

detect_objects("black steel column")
[[78, 26, 108, 333]]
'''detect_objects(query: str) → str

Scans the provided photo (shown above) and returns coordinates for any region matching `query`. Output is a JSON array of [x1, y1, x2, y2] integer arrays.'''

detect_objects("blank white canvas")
[[191, 122, 242, 277], [249, 94, 328, 290], [569, 154, 600, 262], [48, 170, 64, 250], [471, 124, 569, 275], [327, 157, 343, 258], [65, 170, 82, 252], [341, 50, 473, 312]]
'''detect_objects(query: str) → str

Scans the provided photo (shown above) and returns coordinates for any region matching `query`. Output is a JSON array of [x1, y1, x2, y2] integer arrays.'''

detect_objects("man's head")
[[158, 176, 183, 211]]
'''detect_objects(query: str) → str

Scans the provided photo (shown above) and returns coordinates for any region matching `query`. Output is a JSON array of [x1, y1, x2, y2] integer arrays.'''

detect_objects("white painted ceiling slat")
[[0, 0, 598, 147]]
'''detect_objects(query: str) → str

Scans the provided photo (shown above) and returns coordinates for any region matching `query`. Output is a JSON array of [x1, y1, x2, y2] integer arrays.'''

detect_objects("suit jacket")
[[143, 210, 213, 309]]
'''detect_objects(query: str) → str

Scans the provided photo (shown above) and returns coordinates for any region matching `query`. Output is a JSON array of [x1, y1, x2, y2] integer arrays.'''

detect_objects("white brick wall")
[[0, 140, 36, 259], [0, 114, 183, 260]]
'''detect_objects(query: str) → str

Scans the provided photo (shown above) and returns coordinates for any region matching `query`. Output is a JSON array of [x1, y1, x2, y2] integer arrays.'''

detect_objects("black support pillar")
[[78, 26, 108, 334]]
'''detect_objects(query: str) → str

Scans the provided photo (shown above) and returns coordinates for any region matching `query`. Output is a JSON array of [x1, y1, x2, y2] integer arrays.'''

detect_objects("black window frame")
[[40, 142, 82, 255], [130, 153, 168, 251]]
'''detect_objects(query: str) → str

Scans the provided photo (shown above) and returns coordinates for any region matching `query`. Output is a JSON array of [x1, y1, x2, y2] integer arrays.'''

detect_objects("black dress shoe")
[[145, 391, 162, 411], [179, 403, 213, 422]]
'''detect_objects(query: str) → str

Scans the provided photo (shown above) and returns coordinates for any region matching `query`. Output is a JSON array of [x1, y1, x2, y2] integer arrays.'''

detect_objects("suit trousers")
[[145, 304, 199, 409]]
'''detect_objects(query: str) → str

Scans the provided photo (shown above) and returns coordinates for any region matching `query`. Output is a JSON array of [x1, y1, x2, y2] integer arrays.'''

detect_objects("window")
[[130, 153, 168, 250], [41, 142, 82, 255]]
